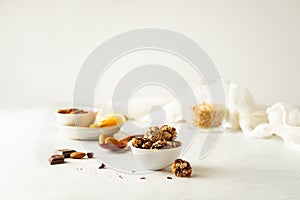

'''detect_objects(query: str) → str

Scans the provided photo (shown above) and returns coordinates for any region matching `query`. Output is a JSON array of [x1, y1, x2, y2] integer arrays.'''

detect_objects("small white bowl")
[[130, 141, 182, 170], [55, 107, 97, 127], [55, 123, 120, 140]]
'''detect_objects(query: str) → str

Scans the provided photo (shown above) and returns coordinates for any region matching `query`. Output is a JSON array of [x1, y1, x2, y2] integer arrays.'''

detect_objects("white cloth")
[[241, 103, 300, 152], [238, 102, 300, 152], [225, 82, 257, 130]]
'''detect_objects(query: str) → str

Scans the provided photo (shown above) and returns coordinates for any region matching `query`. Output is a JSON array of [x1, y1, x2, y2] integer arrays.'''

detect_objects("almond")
[[105, 137, 119, 145], [99, 134, 106, 144], [70, 152, 86, 159], [105, 137, 127, 148]]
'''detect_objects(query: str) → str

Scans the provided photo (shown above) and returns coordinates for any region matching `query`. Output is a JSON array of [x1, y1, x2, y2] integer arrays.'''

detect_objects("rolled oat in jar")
[[192, 103, 225, 128]]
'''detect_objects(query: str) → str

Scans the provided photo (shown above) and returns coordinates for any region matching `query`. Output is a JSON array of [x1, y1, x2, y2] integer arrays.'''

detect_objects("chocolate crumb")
[[167, 176, 173, 179], [98, 163, 106, 169], [118, 175, 123, 179], [87, 152, 94, 158], [140, 177, 146, 179]]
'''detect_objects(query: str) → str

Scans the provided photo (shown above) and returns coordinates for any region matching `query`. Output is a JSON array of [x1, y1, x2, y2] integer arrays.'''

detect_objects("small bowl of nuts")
[[130, 125, 182, 170], [55, 107, 97, 127]]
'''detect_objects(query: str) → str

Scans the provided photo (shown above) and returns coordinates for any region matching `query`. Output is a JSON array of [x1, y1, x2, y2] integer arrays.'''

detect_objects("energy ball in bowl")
[[144, 125, 177, 142], [144, 126, 161, 141], [131, 137, 153, 149], [131, 125, 182, 170], [160, 125, 177, 141], [151, 140, 167, 150], [131, 141, 182, 170]]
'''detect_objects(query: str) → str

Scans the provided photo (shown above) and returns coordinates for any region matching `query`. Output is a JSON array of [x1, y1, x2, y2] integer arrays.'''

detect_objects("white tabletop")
[[1, 108, 300, 200]]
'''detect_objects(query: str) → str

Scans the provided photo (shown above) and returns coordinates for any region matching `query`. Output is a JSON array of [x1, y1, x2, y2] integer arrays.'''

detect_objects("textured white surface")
[[0, 108, 299, 200]]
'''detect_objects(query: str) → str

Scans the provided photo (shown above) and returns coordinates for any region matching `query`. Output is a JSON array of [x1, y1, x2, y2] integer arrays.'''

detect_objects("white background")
[[0, 0, 299, 108]]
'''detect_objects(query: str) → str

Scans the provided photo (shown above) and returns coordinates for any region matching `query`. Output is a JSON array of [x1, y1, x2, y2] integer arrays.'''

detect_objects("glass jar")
[[191, 103, 225, 129]]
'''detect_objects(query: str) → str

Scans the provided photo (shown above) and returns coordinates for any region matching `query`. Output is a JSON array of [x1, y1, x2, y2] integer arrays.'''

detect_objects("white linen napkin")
[[240, 103, 300, 152]]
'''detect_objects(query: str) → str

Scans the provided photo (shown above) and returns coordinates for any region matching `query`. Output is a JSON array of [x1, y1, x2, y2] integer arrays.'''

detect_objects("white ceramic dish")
[[55, 123, 120, 140], [55, 107, 97, 127], [130, 141, 182, 170]]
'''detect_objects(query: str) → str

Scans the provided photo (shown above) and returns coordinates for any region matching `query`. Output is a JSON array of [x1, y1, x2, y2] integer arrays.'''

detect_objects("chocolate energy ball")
[[145, 125, 177, 142], [136, 125, 178, 150], [172, 159, 192, 177], [160, 125, 177, 141], [144, 126, 161, 141], [132, 137, 153, 149], [151, 140, 167, 150]]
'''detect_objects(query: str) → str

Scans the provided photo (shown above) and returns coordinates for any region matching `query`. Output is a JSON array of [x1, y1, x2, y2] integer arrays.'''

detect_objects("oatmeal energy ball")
[[160, 125, 177, 141], [144, 125, 177, 142], [133, 125, 178, 150], [172, 159, 192, 177], [151, 140, 167, 150], [144, 126, 161, 141], [131, 137, 153, 149]]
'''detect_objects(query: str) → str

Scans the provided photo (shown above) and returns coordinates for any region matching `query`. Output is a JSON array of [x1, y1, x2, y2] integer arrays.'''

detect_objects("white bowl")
[[130, 141, 182, 170], [55, 123, 120, 140], [55, 107, 97, 127]]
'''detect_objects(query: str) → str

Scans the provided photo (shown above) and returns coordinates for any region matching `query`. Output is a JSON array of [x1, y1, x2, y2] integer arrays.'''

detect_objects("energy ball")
[[144, 126, 161, 141], [145, 125, 177, 142], [172, 159, 192, 177], [132, 137, 153, 149], [160, 125, 177, 141], [151, 140, 167, 150], [135, 125, 178, 149]]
